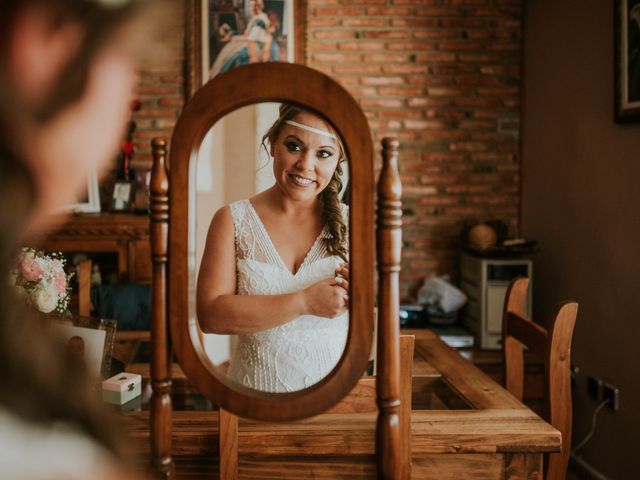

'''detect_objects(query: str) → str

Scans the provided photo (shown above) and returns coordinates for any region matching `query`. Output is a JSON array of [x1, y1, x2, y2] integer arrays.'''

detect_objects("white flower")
[[33, 281, 59, 313]]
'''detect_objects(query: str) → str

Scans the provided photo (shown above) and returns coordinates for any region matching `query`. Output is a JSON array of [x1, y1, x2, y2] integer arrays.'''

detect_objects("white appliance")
[[460, 252, 533, 350]]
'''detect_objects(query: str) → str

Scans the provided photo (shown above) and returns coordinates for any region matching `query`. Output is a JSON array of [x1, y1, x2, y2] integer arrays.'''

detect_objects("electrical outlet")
[[603, 383, 620, 411], [587, 375, 603, 400]]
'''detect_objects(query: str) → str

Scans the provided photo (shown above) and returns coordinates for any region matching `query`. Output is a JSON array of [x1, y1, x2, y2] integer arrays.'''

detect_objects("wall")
[[130, 28, 185, 170], [521, 1, 640, 477], [306, 0, 524, 299]]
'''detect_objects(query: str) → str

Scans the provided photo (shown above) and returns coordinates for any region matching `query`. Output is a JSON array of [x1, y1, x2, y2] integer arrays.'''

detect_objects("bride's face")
[[270, 112, 340, 203]]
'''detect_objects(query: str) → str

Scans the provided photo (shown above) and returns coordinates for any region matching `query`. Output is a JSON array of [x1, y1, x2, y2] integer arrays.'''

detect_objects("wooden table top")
[[120, 329, 560, 458]]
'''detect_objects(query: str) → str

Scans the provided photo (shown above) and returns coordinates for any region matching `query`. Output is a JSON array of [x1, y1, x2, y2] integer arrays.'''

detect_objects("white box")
[[102, 372, 142, 405]]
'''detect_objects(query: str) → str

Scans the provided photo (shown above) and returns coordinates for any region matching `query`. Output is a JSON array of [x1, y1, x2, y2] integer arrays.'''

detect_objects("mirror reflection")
[[194, 103, 350, 393]]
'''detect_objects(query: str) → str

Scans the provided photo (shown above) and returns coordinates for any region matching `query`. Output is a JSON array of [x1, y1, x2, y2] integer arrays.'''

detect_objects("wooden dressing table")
[[117, 329, 559, 479]]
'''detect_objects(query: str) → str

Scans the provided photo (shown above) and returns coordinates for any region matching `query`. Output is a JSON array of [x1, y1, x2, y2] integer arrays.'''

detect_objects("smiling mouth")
[[289, 174, 315, 186]]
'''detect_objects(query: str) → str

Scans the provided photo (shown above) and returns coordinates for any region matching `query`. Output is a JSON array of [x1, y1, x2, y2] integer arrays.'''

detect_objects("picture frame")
[[62, 168, 101, 214], [186, 0, 307, 97], [51, 315, 117, 380], [615, 0, 640, 121], [110, 181, 133, 212]]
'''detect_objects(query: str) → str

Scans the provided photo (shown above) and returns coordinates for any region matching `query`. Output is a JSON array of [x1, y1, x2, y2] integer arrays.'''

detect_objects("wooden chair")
[[502, 277, 578, 480], [77, 258, 151, 366]]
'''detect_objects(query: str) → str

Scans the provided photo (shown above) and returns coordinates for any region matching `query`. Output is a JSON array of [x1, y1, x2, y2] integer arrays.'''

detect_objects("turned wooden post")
[[150, 138, 173, 478], [376, 137, 402, 480]]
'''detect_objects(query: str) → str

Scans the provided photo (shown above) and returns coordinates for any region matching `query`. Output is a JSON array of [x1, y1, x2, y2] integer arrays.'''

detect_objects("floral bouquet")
[[10, 248, 71, 314]]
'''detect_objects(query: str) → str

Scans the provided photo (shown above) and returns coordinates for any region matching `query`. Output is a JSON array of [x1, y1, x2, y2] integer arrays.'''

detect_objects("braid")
[[319, 162, 348, 261]]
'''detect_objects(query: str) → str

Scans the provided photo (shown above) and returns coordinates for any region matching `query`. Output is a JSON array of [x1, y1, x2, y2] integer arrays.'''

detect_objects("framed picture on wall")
[[186, 0, 307, 97], [110, 181, 133, 212], [61, 168, 101, 214], [615, 0, 640, 121]]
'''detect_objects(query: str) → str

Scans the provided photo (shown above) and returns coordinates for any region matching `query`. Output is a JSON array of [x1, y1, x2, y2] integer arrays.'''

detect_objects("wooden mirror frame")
[[168, 62, 375, 421]]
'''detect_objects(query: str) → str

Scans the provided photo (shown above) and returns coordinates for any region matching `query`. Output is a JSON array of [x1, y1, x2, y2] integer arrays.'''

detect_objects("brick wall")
[[307, 0, 523, 299], [130, 1, 523, 300], [100, 25, 184, 209], [108, 26, 185, 174]]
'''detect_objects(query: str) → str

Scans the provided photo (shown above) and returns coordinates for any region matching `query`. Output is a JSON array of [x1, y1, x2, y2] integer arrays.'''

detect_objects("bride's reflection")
[[196, 104, 350, 393]]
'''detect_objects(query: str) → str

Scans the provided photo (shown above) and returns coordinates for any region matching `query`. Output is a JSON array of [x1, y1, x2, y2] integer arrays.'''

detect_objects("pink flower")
[[20, 258, 43, 282], [54, 270, 67, 294]]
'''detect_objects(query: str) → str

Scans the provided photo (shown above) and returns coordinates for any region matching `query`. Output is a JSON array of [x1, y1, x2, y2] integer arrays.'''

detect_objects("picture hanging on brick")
[[186, 0, 307, 96]]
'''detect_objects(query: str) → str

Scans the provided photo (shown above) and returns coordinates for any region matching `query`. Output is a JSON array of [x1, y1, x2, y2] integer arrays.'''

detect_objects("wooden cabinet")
[[39, 213, 151, 284]]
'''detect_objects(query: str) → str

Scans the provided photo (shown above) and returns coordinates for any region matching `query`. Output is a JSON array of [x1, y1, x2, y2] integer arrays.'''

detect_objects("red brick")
[[338, 41, 386, 51], [314, 7, 364, 16], [428, 86, 469, 96], [415, 52, 456, 62], [449, 141, 489, 151], [341, 18, 387, 28], [426, 109, 466, 120], [457, 120, 495, 129], [367, 6, 413, 15], [344, 86, 378, 97], [360, 98, 404, 108], [405, 119, 449, 130], [308, 17, 340, 27], [477, 86, 519, 96], [455, 75, 501, 86], [413, 7, 459, 16], [313, 30, 357, 40], [362, 30, 410, 40], [388, 42, 436, 51], [391, 18, 439, 27], [361, 76, 405, 86], [311, 53, 361, 63], [418, 130, 467, 141], [380, 109, 424, 119], [363, 53, 413, 63], [414, 30, 460, 40], [378, 86, 424, 96], [333, 64, 382, 74], [438, 40, 482, 51], [382, 64, 428, 74], [407, 97, 450, 107], [439, 18, 487, 29]]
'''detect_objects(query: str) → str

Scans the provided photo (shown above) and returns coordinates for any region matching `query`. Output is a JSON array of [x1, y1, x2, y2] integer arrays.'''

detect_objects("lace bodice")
[[226, 199, 349, 393]]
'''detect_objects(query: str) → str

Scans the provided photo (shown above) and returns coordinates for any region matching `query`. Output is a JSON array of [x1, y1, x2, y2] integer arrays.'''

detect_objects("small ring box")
[[102, 372, 142, 405]]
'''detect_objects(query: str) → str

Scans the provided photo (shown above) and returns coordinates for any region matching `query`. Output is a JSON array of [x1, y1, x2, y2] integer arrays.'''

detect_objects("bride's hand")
[[302, 277, 349, 318], [335, 263, 349, 290]]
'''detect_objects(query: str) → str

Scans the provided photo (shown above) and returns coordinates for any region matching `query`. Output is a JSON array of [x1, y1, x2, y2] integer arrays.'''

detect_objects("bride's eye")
[[285, 140, 302, 152], [317, 149, 334, 159]]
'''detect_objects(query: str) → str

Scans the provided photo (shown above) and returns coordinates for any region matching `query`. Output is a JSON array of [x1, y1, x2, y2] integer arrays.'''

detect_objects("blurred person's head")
[[0, 0, 175, 239], [0, 0, 177, 458]]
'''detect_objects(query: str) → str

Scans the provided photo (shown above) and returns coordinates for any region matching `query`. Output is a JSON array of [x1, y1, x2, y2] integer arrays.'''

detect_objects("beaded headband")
[[284, 119, 337, 139]]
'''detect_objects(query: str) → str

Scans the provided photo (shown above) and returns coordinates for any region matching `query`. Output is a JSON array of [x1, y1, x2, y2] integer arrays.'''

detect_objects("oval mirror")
[[169, 63, 374, 421]]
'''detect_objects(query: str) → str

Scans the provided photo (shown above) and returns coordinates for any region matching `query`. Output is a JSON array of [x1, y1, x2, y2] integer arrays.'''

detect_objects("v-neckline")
[[246, 200, 326, 276]]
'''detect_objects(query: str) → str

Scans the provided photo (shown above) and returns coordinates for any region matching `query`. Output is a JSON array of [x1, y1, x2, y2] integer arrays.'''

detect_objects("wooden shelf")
[[37, 212, 151, 284]]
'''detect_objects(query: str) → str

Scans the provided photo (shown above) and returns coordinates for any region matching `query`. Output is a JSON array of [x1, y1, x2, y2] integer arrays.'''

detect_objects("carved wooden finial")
[[376, 136, 402, 479], [149, 136, 173, 478]]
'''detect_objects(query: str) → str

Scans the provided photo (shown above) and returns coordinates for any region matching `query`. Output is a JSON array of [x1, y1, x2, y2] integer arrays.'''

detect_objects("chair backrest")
[[76, 259, 151, 348], [501, 277, 578, 480]]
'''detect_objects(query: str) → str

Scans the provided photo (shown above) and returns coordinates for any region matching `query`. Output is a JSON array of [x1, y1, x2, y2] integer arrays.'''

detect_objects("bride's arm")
[[196, 206, 347, 334]]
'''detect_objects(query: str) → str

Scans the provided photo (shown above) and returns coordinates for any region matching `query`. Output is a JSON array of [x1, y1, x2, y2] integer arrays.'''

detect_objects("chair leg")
[[219, 407, 238, 480]]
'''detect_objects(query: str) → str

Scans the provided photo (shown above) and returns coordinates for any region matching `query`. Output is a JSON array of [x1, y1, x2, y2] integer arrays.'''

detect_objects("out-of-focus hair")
[[0, 0, 177, 458]]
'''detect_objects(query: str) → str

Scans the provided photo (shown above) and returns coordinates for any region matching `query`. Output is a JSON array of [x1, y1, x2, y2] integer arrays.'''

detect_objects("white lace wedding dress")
[[226, 199, 349, 393]]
